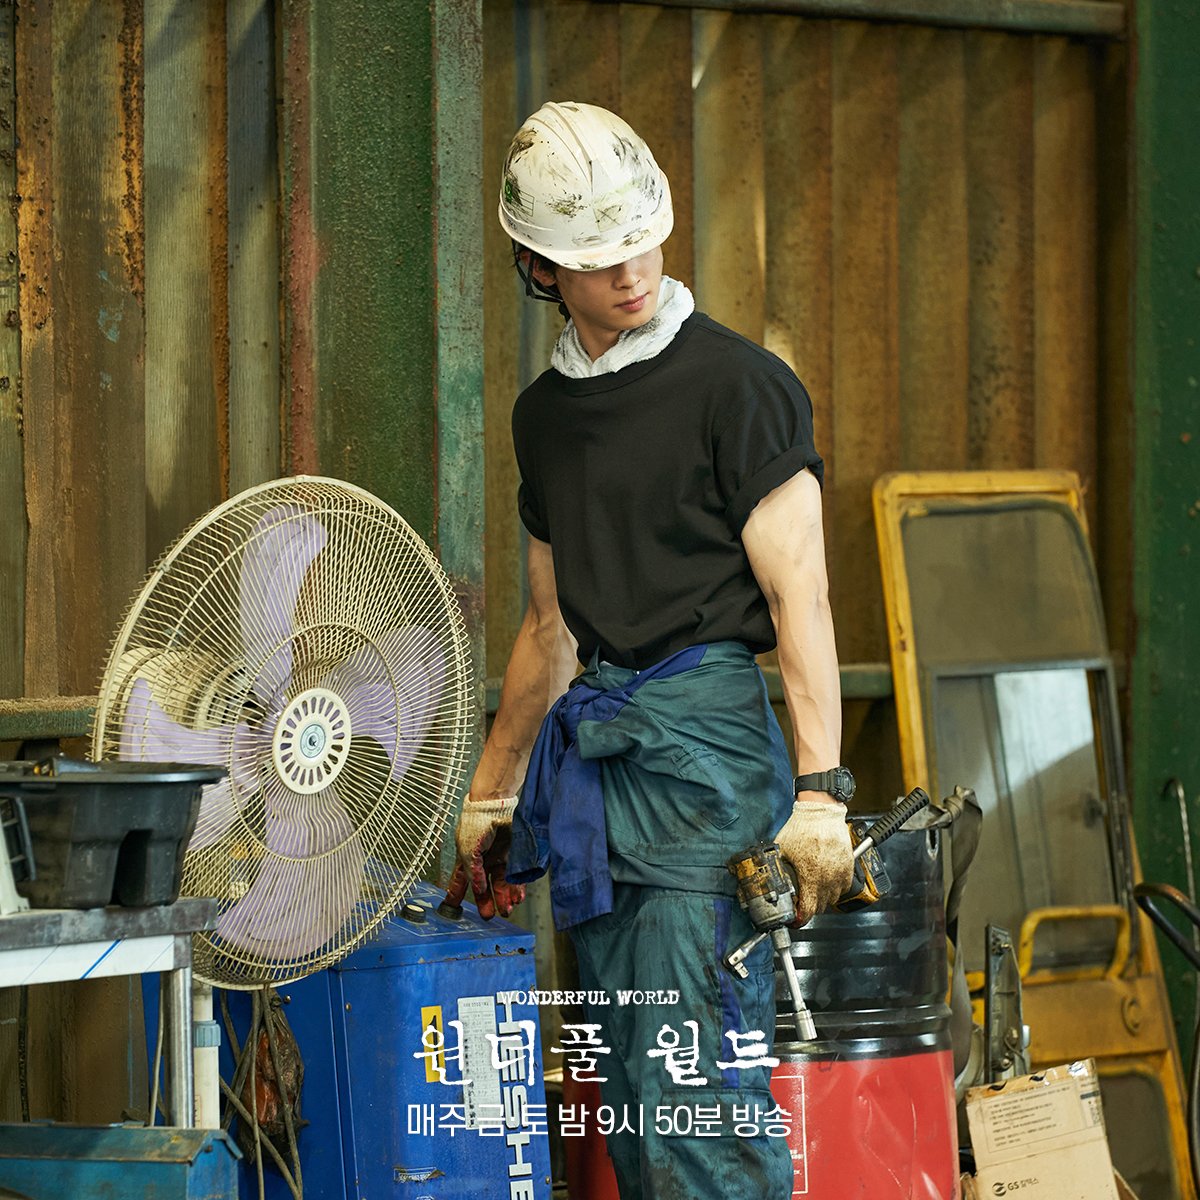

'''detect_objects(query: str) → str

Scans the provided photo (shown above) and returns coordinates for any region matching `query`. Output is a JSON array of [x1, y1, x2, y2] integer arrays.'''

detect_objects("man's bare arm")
[[469, 535, 578, 800], [741, 468, 851, 920], [741, 468, 841, 781]]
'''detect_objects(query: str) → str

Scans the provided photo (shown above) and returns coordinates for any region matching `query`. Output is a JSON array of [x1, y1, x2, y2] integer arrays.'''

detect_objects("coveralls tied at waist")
[[507, 641, 794, 931]]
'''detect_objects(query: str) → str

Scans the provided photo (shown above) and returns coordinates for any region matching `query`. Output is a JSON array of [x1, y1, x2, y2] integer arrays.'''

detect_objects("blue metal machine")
[[149, 882, 552, 1200], [0, 1126, 240, 1198]]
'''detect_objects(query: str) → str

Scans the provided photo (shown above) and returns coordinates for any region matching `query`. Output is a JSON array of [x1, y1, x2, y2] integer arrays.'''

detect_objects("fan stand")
[[194, 980, 221, 1127]]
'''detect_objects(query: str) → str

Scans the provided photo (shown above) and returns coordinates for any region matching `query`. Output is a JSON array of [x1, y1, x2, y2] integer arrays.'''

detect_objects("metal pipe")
[[603, 0, 1125, 40], [193, 980, 221, 1129], [166, 963, 195, 1126]]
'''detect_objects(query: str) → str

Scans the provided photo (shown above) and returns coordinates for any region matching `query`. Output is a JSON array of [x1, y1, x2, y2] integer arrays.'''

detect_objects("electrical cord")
[[1163, 779, 1200, 1029], [218, 986, 303, 1200], [17, 987, 28, 1122]]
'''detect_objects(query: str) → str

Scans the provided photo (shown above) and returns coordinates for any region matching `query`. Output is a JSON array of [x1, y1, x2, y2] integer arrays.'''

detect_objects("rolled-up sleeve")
[[714, 371, 824, 534]]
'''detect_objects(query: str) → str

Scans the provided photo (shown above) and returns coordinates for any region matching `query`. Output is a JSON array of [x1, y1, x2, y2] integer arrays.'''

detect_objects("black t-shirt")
[[512, 312, 824, 670]]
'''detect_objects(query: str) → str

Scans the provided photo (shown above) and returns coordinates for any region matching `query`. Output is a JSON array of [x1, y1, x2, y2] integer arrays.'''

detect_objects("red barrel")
[[770, 822, 959, 1198], [562, 1075, 621, 1200]]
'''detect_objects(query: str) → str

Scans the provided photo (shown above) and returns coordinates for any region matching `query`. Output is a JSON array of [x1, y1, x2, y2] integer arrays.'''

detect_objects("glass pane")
[[1099, 1070, 1181, 1200], [901, 501, 1108, 666], [931, 667, 1116, 972]]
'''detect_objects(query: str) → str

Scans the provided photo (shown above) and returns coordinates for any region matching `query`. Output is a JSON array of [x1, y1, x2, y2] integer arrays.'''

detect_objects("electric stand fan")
[[90, 476, 472, 1154]]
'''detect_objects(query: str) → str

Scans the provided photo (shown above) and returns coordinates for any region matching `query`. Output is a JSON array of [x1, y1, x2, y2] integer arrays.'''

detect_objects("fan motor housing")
[[272, 688, 351, 795]]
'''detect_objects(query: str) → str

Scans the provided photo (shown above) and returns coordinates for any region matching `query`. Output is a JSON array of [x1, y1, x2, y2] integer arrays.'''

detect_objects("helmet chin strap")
[[513, 242, 571, 318], [513, 244, 563, 305]]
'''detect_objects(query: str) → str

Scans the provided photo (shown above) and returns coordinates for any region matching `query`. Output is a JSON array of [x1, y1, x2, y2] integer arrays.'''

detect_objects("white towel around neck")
[[550, 276, 696, 379]]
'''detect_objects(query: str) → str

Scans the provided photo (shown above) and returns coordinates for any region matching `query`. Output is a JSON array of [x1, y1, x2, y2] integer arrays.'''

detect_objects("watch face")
[[833, 767, 856, 800]]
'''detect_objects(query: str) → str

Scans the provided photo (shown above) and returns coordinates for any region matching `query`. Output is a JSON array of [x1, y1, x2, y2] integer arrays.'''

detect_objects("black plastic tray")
[[0, 758, 226, 908]]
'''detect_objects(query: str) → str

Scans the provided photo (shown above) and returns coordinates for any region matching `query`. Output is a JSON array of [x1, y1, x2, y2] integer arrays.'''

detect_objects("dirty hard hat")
[[499, 101, 673, 272]]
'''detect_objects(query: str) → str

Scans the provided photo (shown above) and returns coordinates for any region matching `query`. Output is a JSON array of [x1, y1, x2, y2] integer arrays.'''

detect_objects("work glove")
[[444, 795, 526, 920], [773, 798, 855, 926]]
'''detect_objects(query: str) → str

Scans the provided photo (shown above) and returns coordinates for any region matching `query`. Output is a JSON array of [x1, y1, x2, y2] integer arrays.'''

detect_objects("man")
[[448, 101, 854, 1199]]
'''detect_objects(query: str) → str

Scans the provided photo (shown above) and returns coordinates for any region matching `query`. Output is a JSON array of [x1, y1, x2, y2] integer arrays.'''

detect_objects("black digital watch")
[[793, 766, 856, 804]]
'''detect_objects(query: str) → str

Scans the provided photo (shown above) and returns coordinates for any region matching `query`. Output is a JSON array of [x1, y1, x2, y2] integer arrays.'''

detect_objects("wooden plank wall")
[[483, 3, 1126, 740], [3, 0, 281, 1124]]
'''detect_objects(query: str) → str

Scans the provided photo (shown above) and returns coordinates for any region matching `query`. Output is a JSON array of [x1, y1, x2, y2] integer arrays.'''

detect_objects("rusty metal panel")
[[227, 0, 282, 495], [1095, 41, 1130, 664], [483, 0, 524, 680], [693, 9, 765, 342], [280, 0, 441, 543], [12, 0, 148, 1130], [830, 20, 900, 662], [965, 30, 1035, 471], [898, 25, 969, 469], [612, 0, 1126, 39], [281, 0, 420, 507], [433, 0, 486, 881], [547, 0, 621, 107], [278, 0, 319, 475], [19, 0, 147, 698], [1033, 35, 1098, 532], [0, 6, 21, 703], [15, 0, 57, 699], [144, 0, 226, 561], [763, 16, 832, 432]]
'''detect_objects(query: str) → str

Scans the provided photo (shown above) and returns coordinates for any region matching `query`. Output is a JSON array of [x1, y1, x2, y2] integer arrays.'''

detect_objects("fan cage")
[[92, 476, 473, 989]]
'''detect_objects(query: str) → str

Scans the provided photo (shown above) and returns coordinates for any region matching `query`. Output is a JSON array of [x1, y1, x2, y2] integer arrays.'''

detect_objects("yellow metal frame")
[[1017, 904, 1131, 983], [872, 469, 1195, 1200], [872, 469, 1087, 794]]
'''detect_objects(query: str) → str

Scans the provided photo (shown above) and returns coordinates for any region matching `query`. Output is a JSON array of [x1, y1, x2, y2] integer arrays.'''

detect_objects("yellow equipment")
[[873, 469, 1193, 1200]]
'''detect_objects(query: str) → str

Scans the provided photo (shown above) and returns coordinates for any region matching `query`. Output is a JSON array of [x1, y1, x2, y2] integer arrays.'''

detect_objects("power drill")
[[724, 787, 931, 1041]]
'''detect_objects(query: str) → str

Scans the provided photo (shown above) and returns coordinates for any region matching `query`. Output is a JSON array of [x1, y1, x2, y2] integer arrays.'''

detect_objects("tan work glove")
[[774, 798, 855, 925], [444, 795, 525, 920]]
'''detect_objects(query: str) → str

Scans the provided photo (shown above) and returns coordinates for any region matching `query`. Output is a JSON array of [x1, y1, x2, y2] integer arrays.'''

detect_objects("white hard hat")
[[499, 101, 674, 272]]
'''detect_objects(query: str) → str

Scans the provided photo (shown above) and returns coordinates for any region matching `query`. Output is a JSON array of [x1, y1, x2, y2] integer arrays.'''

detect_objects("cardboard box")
[[1115, 1171, 1139, 1200], [966, 1060, 1118, 1200]]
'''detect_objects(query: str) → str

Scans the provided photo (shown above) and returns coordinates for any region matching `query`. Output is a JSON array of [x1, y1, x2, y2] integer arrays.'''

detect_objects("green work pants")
[[570, 883, 795, 1200]]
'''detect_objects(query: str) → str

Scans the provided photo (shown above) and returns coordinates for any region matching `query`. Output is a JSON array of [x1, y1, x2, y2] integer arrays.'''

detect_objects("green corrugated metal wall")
[[1132, 0, 1200, 1053]]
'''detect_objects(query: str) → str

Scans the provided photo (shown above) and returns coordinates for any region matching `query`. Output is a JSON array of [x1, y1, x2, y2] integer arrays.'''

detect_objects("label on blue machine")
[[459, 994, 502, 1129], [402, 985, 547, 1198]]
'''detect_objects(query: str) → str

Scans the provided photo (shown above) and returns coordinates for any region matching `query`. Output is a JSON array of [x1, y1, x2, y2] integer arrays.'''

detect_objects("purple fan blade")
[[120, 678, 250, 849], [239, 507, 328, 704], [216, 776, 364, 961], [328, 627, 446, 783], [190, 778, 239, 852]]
